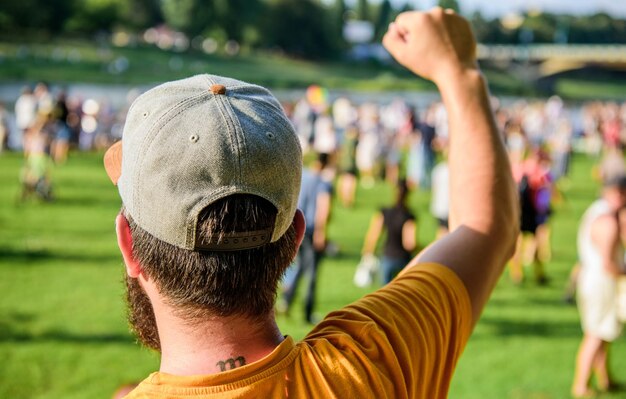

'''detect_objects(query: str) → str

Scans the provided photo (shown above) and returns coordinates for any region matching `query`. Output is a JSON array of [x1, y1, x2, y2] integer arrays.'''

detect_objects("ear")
[[293, 209, 306, 248], [116, 213, 142, 278]]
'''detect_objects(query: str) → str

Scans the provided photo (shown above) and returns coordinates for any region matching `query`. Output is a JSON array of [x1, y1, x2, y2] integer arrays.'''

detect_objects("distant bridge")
[[477, 44, 626, 77]]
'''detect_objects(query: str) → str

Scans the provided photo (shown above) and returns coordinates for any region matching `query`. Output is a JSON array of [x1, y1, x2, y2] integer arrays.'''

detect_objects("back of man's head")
[[104, 75, 303, 349]]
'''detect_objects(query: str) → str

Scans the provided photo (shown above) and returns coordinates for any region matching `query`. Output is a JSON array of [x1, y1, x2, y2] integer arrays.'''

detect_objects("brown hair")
[[125, 194, 298, 323]]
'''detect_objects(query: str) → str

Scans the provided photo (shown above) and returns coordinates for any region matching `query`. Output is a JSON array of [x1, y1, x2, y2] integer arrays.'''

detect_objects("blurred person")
[[104, 9, 518, 398], [407, 106, 437, 189], [337, 124, 359, 207], [416, 105, 438, 189], [432, 101, 449, 142], [15, 86, 37, 146], [312, 108, 336, 156], [384, 134, 403, 185], [0, 101, 9, 153], [531, 149, 556, 266], [292, 96, 315, 151], [564, 147, 626, 304], [494, 107, 509, 135], [51, 91, 71, 164], [572, 176, 626, 398], [79, 99, 100, 150], [34, 82, 54, 116], [599, 147, 626, 184], [405, 108, 422, 189], [20, 116, 53, 201], [280, 152, 333, 324], [380, 99, 410, 184], [601, 103, 621, 150], [362, 178, 417, 284], [510, 148, 554, 285], [94, 99, 117, 150], [431, 154, 450, 239], [504, 117, 528, 167], [65, 96, 83, 148], [581, 103, 604, 157], [332, 96, 357, 145], [548, 118, 573, 182], [355, 103, 381, 188], [522, 102, 546, 147]]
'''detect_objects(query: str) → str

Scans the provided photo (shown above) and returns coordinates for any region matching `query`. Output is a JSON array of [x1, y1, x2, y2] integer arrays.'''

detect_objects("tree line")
[[1, 0, 624, 59]]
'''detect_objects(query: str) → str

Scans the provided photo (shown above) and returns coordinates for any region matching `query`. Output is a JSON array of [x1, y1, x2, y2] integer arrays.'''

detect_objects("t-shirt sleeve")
[[321, 180, 333, 195], [304, 263, 472, 397]]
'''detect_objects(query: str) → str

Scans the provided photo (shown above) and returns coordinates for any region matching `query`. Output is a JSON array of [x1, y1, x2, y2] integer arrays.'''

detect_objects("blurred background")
[[1, 1, 626, 398]]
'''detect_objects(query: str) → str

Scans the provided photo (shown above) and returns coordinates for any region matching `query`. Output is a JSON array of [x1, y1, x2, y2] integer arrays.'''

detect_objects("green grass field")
[[1, 150, 625, 399]]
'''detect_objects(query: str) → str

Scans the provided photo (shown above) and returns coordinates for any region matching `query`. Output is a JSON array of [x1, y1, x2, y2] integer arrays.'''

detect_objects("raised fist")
[[383, 7, 477, 85]]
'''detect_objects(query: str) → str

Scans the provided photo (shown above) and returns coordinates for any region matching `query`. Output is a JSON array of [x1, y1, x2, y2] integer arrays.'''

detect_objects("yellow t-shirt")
[[125, 263, 472, 398]]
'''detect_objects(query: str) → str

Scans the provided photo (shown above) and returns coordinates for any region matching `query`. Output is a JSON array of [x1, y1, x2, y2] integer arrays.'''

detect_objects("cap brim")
[[104, 141, 122, 185]]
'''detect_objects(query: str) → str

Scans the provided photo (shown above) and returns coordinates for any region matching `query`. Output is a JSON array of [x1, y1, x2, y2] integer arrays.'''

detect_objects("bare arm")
[[313, 191, 331, 251], [591, 214, 623, 276], [362, 212, 384, 255], [402, 219, 417, 253], [384, 8, 519, 325], [619, 208, 626, 246]]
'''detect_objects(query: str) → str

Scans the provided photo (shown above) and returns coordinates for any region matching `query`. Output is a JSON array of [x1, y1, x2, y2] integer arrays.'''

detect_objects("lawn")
[[0, 149, 625, 399]]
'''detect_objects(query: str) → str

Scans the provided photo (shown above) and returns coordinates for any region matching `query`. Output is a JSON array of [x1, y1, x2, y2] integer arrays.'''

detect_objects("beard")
[[125, 274, 161, 351]]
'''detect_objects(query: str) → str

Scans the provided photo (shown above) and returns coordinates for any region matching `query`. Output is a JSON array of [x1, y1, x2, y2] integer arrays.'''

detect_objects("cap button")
[[210, 84, 227, 95]]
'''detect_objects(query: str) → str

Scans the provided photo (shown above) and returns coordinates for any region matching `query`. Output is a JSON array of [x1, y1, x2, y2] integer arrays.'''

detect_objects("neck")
[[152, 295, 284, 376]]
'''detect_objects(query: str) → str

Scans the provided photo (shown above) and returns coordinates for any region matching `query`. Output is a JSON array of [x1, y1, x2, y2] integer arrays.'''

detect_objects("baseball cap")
[[104, 74, 302, 251]]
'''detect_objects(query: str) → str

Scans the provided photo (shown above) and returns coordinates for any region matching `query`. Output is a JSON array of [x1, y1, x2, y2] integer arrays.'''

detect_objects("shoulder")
[[591, 213, 619, 237], [303, 264, 472, 393], [317, 177, 333, 194], [309, 263, 472, 342], [404, 208, 415, 220]]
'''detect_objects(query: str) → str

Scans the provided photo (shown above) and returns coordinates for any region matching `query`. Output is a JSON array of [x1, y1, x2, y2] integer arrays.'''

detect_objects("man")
[[571, 176, 626, 397], [362, 178, 417, 285], [281, 152, 332, 324], [104, 8, 518, 398]]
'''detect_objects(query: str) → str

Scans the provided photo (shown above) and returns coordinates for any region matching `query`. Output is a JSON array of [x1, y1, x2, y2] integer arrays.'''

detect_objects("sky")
[[368, 0, 626, 17]]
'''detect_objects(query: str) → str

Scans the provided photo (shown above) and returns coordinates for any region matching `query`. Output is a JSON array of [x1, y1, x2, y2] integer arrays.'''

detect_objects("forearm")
[[402, 220, 417, 253], [438, 70, 518, 247], [313, 192, 331, 250], [363, 213, 384, 254]]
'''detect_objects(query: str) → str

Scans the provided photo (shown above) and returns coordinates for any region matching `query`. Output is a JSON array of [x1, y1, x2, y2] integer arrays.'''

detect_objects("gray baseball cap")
[[104, 74, 302, 251]]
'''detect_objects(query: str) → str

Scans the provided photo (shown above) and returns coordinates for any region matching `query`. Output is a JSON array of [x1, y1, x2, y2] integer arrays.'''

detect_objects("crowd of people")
[[286, 93, 626, 281], [3, 81, 626, 256], [4, 81, 626, 276], [2, 83, 133, 200]]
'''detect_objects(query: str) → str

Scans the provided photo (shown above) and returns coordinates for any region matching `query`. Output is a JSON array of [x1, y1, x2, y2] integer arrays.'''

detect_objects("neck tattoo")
[[216, 356, 246, 371]]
